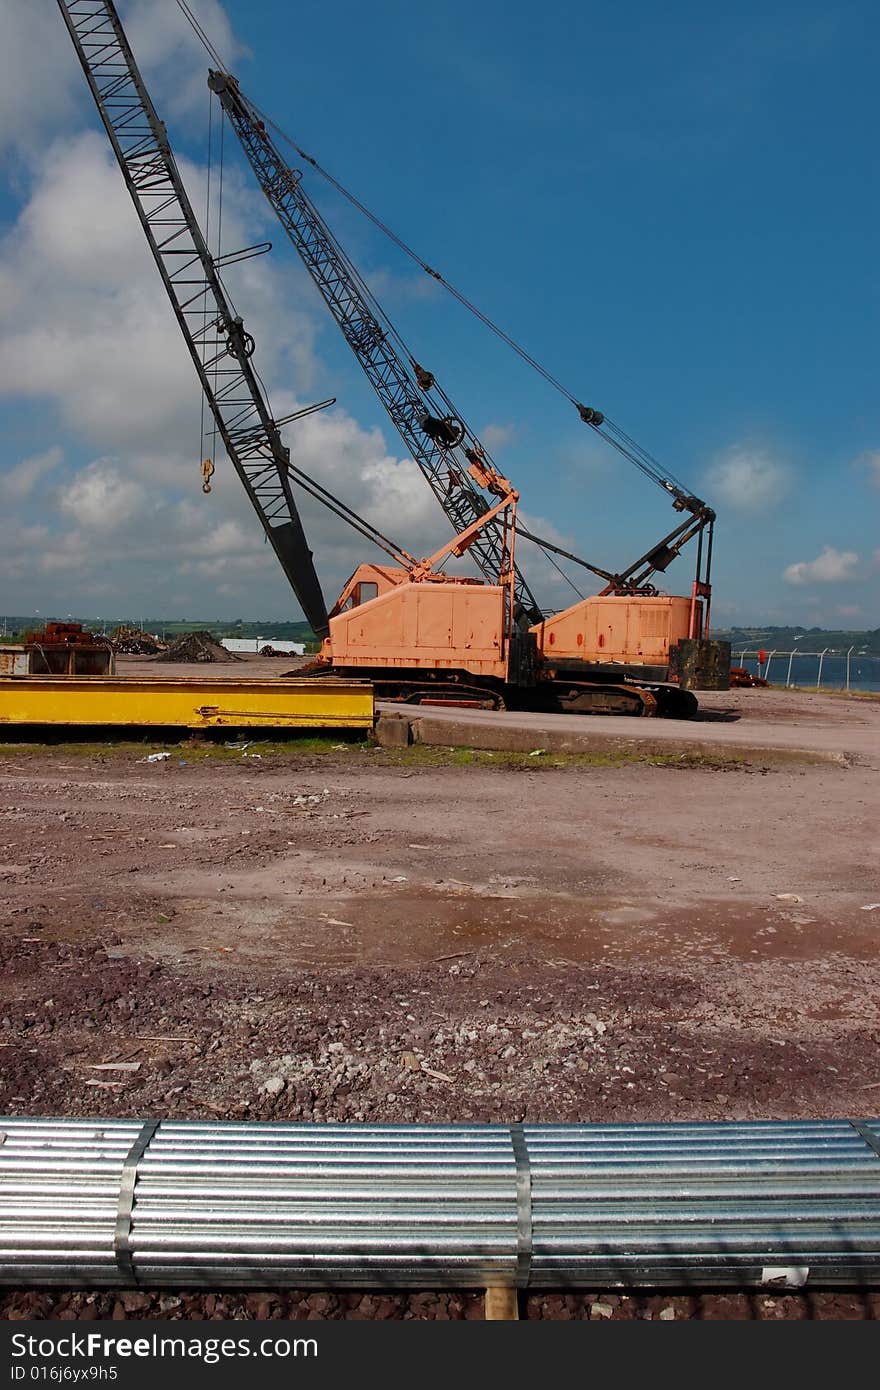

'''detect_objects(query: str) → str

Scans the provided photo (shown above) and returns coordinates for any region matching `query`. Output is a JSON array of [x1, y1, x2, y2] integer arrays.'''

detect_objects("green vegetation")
[[365, 744, 754, 771], [0, 617, 317, 643], [0, 736, 775, 772], [714, 625, 880, 655]]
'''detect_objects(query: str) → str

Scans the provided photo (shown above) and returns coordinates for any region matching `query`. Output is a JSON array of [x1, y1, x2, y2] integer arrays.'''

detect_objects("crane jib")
[[208, 69, 544, 624], [55, 0, 330, 638]]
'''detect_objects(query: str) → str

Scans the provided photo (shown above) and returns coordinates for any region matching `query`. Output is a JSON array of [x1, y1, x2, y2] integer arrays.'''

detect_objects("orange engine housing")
[[319, 565, 698, 681], [531, 594, 699, 668], [320, 564, 510, 678]]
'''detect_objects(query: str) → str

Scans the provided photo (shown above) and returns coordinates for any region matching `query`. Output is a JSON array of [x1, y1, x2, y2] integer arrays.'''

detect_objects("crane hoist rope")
[[177, 0, 227, 71], [174, 3, 711, 530], [205, 71, 547, 620], [208, 66, 717, 610], [242, 94, 707, 515]]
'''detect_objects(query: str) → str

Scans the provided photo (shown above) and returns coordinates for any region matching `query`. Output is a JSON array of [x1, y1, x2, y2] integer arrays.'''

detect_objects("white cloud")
[[61, 460, 147, 531], [0, 0, 243, 158], [0, 1, 77, 158], [783, 546, 860, 585], [271, 402, 441, 558], [184, 517, 260, 558], [0, 119, 443, 614], [0, 525, 52, 582], [855, 449, 880, 488], [704, 444, 790, 513], [362, 266, 441, 307], [0, 446, 63, 501], [480, 423, 515, 454], [122, 0, 244, 120], [0, 0, 609, 620], [0, 132, 201, 445], [0, 132, 321, 451]]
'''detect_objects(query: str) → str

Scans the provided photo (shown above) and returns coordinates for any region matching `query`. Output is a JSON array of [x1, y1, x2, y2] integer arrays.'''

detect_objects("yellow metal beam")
[[0, 677, 373, 730]]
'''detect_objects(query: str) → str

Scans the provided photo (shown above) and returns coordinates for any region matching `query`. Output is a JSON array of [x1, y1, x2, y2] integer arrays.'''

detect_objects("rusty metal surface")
[[730, 666, 769, 689], [24, 622, 106, 649], [669, 638, 731, 691], [0, 649, 28, 678], [23, 623, 114, 678]]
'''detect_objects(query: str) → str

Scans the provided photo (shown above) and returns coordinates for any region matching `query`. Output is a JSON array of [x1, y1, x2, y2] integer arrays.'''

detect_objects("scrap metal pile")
[[22, 622, 113, 677], [156, 631, 241, 664], [109, 626, 167, 656]]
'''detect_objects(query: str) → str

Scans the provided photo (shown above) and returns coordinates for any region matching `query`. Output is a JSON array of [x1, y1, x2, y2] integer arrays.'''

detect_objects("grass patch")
[[0, 732, 366, 762], [0, 737, 795, 774], [365, 744, 753, 772]]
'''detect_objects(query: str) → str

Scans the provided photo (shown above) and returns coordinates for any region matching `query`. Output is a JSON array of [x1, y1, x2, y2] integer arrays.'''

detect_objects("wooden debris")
[[420, 1065, 454, 1083], [484, 1287, 519, 1320], [86, 1062, 142, 1073]]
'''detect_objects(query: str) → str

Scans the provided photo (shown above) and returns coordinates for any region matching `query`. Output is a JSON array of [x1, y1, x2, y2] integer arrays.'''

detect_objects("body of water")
[[733, 652, 880, 693]]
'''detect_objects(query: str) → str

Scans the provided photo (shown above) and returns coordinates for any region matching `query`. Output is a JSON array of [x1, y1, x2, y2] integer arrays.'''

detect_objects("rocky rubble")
[[2, 1288, 877, 1321], [1, 738, 878, 1319], [0, 929, 875, 1127]]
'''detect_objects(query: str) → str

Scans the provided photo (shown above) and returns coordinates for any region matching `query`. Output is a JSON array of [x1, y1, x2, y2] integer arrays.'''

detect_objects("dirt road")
[[1, 687, 878, 1319]]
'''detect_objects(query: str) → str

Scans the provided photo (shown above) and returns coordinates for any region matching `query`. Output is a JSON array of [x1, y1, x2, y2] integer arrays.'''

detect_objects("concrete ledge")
[[373, 712, 412, 748], [374, 710, 847, 766]]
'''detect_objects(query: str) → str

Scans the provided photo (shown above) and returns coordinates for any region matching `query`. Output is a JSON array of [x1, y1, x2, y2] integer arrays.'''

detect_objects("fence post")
[[786, 651, 795, 687], [846, 646, 854, 692], [764, 649, 776, 682], [816, 648, 828, 689]]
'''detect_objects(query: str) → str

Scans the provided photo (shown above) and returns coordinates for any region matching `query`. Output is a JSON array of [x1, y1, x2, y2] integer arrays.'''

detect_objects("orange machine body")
[[321, 566, 699, 679], [321, 563, 510, 679], [531, 594, 700, 669]]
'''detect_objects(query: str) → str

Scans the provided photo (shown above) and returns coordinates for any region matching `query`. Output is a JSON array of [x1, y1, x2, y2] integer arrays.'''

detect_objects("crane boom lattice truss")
[[56, 0, 329, 637], [208, 73, 542, 622]]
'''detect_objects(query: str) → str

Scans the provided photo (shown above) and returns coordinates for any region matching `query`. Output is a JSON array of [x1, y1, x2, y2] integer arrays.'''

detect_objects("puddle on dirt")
[[107, 888, 880, 972]]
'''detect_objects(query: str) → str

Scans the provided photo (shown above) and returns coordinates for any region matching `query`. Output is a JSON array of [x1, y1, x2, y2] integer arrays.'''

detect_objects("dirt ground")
[[0, 684, 878, 1320]]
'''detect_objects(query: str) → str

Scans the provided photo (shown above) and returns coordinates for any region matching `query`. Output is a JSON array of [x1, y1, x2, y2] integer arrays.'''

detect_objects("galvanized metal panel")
[[1, 1118, 879, 1289]]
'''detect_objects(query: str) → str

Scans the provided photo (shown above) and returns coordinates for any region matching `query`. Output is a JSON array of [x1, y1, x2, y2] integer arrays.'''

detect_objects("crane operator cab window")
[[341, 580, 379, 612]]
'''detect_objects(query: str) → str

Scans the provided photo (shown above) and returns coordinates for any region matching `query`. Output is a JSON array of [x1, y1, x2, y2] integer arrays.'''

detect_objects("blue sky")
[[0, 0, 876, 627]]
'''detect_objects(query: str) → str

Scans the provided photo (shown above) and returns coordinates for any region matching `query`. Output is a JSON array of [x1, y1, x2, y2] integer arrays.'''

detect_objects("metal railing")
[[735, 648, 878, 692]]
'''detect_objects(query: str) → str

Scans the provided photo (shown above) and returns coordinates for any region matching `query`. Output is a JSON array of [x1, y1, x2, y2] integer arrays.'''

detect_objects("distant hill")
[[1, 616, 317, 643], [712, 626, 880, 655]]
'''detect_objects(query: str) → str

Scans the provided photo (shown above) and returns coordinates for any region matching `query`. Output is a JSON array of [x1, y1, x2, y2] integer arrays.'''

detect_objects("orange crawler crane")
[[58, 2, 727, 719], [208, 70, 729, 718], [310, 451, 717, 717]]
